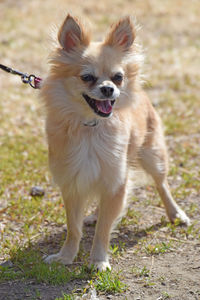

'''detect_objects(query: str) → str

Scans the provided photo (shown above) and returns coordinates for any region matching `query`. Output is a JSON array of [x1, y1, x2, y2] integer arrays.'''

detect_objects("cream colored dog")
[[41, 14, 190, 271]]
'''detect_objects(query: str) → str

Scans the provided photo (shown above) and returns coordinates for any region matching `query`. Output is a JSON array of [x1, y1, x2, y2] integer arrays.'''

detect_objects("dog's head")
[[49, 15, 142, 121]]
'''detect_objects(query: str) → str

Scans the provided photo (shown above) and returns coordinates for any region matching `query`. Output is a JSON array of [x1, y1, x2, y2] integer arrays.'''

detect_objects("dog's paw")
[[170, 208, 191, 226], [44, 253, 73, 265], [90, 260, 111, 272]]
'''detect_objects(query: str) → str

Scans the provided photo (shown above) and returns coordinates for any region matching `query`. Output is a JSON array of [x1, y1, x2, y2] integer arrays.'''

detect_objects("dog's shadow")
[[37, 219, 168, 263], [2, 219, 167, 299]]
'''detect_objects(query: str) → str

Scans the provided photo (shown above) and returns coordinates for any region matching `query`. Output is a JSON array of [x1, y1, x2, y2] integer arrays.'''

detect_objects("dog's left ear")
[[58, 14, 90, 52], [104, 17, 135, 51]]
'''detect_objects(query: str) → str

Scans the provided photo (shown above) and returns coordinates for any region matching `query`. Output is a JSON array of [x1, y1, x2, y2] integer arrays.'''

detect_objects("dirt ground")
[[0, 0, 200, 299]]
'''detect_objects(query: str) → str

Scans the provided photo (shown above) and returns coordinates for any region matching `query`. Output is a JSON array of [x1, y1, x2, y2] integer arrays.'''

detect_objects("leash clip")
[[0, 63, 42, 89], [21, 73, 30, 84], [21, 74, 42, 89]]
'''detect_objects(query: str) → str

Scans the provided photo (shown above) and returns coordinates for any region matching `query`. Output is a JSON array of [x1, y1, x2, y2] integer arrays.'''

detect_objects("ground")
[[0, 0, 200, 299]]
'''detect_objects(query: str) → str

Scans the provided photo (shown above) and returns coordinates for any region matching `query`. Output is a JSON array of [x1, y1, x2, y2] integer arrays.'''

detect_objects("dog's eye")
[[111, 73, 123, 84], [81, 74, 97, 83]]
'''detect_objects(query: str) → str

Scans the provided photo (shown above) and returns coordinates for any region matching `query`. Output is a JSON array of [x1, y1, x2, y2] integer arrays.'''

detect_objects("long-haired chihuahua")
[[41, 14, 190, 271]]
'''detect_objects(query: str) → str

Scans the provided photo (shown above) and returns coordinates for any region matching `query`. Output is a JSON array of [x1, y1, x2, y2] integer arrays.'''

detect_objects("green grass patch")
[[131, 265, 156, 287], [0, 134, 47, 188], [0, 248, 91, 285], [92, 269, 126, 294], [110, 241, 126, 257], [132, 265, 150, 278], [145, 241, 172, 255], [120, 207, 141, 226], [0, 247, 127, 296]]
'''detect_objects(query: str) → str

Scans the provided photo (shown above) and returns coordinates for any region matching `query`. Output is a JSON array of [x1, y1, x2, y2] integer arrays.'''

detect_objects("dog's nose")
[[100, 86, 114, 97]]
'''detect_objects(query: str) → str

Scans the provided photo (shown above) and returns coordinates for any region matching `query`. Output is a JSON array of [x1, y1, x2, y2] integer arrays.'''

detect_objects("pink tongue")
[[96, 100, 112, 114]]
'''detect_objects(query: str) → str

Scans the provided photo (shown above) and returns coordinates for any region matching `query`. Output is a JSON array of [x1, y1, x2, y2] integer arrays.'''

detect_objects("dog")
[[41, 14, 190, 271]]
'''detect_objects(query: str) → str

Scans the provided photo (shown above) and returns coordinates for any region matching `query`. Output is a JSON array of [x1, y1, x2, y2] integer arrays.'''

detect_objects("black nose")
[[100, 86, 114, 97]]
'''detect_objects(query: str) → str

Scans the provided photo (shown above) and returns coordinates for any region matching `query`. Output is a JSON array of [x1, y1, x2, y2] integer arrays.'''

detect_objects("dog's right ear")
[[58, 14, 90, 52]]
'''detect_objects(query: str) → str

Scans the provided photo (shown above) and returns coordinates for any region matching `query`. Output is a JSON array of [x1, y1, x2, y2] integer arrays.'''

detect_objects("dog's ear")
[[104, 17, 135, 51], [58, 14, 90, 52]]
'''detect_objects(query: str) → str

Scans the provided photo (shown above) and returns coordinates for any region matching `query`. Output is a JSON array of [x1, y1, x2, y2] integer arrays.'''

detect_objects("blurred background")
[[0, 0, 199, 135]]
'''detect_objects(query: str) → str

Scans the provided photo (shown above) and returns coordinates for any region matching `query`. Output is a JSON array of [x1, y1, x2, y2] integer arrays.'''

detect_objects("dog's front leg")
[[45, 187, 85, 265], [90, 183, 127, 271]]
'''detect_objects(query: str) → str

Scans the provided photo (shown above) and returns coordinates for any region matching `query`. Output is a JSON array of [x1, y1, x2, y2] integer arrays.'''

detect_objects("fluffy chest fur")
[[48, 118, 130, 196]]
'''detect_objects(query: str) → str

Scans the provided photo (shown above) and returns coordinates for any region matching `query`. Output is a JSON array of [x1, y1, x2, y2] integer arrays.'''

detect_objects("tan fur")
[[104, 17, 135, 51], [41, 15, 190, 271]]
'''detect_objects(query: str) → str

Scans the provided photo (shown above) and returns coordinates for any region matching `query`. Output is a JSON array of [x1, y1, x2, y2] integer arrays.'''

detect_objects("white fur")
[[49, 115, 129, 196]]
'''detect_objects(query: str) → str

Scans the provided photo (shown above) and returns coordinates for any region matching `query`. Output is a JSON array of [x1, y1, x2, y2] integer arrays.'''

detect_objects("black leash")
[[0, 63, 42, 89]]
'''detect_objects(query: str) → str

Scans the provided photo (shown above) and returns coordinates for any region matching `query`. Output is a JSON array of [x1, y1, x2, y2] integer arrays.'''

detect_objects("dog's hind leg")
[[139, 142, 190, 225], [45, 187, 86, 264], [90, 182, 128, 271]]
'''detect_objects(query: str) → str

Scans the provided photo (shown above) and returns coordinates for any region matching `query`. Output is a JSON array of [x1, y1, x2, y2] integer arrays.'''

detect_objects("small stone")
[[189, 290, 194, 295], [30, 186, 45, 197], [0, 260, 13, 267]]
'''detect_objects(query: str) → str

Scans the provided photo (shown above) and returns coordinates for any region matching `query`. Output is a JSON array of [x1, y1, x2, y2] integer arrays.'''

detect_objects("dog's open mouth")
[[82, 94, 115, 117]]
